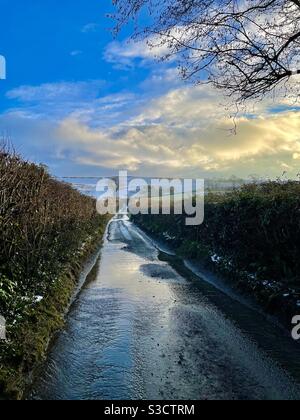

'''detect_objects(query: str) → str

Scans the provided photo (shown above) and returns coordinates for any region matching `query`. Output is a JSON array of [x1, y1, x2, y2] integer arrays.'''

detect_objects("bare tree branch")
[[111, 0, 300, 103]]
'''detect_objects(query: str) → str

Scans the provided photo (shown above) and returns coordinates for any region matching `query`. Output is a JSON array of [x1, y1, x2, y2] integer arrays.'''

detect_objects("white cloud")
[[6, 80, 106, 102], [5, 80, 108, 123], [70, 50, 83, 57], [104, 37, 171, 69], [3, 76, 300, 179], [55, 85, 300, 178], [81, 23, 99, 33]]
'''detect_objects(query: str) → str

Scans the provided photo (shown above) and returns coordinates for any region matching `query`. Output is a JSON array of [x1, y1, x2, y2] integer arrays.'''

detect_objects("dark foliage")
[[0, 148, 103, 323], [133, 181, 300, 284]]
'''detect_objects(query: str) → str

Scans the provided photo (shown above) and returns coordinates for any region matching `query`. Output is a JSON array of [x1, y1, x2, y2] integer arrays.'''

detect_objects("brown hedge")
[[0, 147, 103, 322]]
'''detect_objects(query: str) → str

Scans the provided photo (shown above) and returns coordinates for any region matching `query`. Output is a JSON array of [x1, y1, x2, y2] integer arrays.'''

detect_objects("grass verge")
[[0, 219, 109, 400]]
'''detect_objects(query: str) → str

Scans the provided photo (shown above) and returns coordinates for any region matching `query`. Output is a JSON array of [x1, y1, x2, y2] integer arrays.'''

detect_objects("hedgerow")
[[0, 147, 108, 398], [133, 181, 300, 285], [0, 147, 104, 321]]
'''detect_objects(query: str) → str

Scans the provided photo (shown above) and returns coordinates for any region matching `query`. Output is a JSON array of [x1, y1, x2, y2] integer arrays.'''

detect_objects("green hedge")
[[133, 181, 300, 285]]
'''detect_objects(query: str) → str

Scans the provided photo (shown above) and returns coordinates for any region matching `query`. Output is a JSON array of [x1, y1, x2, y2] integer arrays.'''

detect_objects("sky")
[[1, 0, 300, 180]]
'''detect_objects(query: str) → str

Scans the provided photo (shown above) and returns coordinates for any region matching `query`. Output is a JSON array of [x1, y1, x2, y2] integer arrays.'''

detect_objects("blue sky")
[[0, 0, 150, 109], [0, 0, 300, 180]]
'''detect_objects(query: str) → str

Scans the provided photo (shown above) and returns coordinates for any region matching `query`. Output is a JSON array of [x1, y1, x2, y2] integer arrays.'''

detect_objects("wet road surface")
[[31, 215, 300, 400]]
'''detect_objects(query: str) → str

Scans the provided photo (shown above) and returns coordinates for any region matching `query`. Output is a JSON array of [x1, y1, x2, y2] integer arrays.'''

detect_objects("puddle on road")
[[140, 263, 184, 282], [30, 216, 300, 400]]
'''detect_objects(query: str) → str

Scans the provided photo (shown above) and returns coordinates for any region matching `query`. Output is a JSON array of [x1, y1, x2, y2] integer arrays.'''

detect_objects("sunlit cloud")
[[3, 76, 300, 179], [55, 87, 300, 178]]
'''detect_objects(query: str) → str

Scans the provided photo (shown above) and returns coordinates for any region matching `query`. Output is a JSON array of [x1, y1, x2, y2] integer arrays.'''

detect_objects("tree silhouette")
[[112, 0, 300, 103]]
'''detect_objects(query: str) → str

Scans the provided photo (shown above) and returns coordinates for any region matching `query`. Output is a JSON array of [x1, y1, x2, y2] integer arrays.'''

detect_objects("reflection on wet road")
[[31, 215, 300, 400]]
